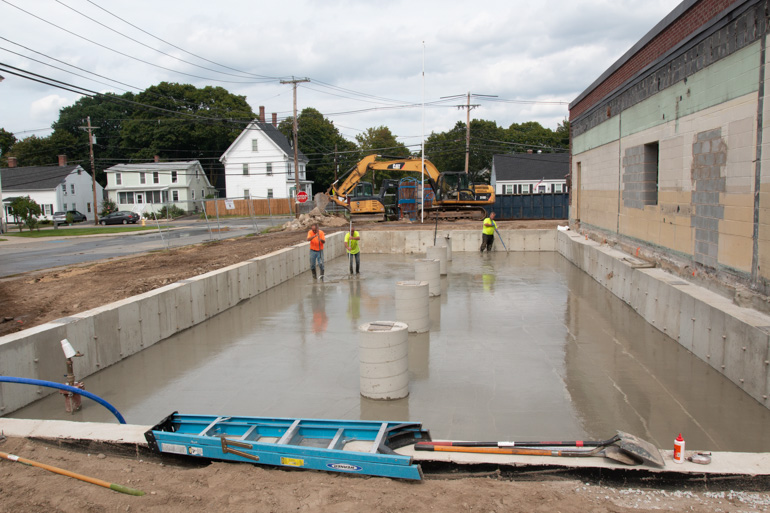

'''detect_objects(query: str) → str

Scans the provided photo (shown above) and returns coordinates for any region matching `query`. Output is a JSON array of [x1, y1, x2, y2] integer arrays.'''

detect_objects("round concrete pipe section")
[[395, 280, 430, 333], [415, 259, 441, 296], [359, 321, 409, 400], [436, 236, 452, 261], [426, 246, 447, 275]]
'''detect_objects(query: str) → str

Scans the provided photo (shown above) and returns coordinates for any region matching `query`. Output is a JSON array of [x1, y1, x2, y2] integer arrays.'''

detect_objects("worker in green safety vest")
[[344, 223, 361, 275], [480, 211, 497, 253]]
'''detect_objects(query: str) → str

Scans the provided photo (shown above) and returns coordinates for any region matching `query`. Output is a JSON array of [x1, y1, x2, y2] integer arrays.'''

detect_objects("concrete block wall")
[[558, 229, 770, 409], [0, 232, 346, 415], [359, 230, 556, 254]]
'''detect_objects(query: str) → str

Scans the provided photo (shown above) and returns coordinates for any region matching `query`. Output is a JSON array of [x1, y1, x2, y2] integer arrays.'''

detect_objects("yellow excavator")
[[327, 154, 495, 221]]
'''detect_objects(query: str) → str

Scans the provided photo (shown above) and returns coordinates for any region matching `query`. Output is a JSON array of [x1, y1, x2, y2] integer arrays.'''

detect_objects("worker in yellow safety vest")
[[480, 211, 497, 253]]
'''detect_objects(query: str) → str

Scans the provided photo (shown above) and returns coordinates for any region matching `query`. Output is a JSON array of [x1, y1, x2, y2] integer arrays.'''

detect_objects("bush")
[[65, 212, 74, 225], [100, 199, 117, 217], [144, 205, 186, 219]]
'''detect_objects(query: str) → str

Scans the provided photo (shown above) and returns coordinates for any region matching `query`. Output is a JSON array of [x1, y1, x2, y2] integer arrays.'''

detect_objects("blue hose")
[[0, 376, 126, 424]]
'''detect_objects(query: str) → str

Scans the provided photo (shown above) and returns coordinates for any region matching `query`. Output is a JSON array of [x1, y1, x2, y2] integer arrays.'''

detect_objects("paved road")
[[0, 216, 291, 277]]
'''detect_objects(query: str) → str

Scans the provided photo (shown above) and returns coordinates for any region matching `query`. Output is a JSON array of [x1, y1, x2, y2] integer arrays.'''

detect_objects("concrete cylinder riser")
[[358, 321, 409, 400], [395, 280, 430, 333], [414, 259, 441, 296]]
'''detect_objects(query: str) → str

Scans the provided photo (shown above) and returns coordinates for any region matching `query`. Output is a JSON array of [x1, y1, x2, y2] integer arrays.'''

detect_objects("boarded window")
[[622, 142, 659, 208]]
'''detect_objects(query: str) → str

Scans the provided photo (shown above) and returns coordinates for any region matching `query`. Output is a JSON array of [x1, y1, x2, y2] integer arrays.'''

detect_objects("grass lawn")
[[4, 226, 169, 238]]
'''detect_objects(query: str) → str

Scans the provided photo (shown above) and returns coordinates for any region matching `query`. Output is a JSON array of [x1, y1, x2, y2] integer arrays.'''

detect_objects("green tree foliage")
[[5, 132, 79, 167], [9, 196, 41, 232], [355, 126, 410, 159], [121, 82, 255, 187], [279, 108, 357, 192], [425, 118, 569, 183], [0, 128, 17, 159], [51, 93, 136, 183]]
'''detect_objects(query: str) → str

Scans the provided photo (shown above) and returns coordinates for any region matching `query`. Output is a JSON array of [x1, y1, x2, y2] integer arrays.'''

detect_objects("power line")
[[54, 0, 279, 82], [1, 0, 276, 85], [84, 0, 277, 82]]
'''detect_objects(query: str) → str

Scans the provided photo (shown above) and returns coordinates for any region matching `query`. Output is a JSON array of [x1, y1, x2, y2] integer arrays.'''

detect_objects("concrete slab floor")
[[9, 253, 770, 452]]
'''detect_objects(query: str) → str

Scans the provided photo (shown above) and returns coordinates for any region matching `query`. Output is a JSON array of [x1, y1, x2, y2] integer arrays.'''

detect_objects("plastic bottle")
[[673, 433, 685, 464]]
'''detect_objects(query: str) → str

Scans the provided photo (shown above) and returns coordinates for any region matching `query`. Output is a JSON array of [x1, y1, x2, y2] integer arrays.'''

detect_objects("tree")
[[355, 126, 410, 159], [5, 131, 79, 168], [121, 82, 255, 188], [279, 108, 357, 192], [0, 128, 17, 161], [51, 92, 136, 184], [9, 196, 41, 232]]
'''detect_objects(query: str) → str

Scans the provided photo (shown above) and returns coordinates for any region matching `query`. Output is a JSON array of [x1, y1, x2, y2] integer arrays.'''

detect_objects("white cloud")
[[29, 94, 71, 126]]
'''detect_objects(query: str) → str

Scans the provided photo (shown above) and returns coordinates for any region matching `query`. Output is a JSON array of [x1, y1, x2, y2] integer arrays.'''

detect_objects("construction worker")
[[344, 223, 361, 275], [307, 222, 325, 279], [480, 211, 497, 253]]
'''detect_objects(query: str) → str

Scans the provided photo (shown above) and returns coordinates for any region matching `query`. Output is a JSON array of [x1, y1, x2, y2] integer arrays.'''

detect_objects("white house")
[[491, 152, 570, 195], [220, 120, 312, 199], [1, 157, 104, 224], [104, 160, 216, 214]]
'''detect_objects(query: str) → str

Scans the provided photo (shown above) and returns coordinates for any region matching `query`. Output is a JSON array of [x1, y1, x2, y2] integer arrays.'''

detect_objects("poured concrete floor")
[[11, 252, 770, 452]]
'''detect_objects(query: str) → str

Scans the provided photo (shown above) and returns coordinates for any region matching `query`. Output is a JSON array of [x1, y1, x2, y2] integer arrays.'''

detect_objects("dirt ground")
[[0, 219, 558, 337], [1, 436, 768, 513]]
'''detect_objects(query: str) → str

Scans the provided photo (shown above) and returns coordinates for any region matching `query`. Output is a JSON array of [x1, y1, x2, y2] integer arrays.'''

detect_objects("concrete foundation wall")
[[0, 233, 347, 416], [359, 229, 557, 254], [558, 230, 770, 409]]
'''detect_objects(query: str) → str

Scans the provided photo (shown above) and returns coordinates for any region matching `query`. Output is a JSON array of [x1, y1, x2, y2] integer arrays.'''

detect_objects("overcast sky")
[[1, 0, 681, 150]]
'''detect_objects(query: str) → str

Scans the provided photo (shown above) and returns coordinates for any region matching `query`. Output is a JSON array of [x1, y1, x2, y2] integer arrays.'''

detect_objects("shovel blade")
[[616, 431, 665, 468]]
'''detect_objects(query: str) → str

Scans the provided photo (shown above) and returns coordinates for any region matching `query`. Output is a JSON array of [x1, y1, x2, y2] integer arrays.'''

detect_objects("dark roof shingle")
[[254, 121, 308, 161], [493, 153, 569, 181], [0, 165, 83, 191]]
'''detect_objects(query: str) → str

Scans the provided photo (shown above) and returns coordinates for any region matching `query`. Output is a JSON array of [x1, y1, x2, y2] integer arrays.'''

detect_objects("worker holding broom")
[[344, 223, 361, 275], [480, 211, 497, 252], [308, 222, 325, 280]]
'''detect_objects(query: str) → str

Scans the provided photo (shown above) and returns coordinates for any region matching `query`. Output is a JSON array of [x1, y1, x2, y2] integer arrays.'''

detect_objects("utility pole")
[[334, 142, 338, 182], [280, 77, 310, 218], [441, 92, 497, 173], [79, 116, 100, 225]]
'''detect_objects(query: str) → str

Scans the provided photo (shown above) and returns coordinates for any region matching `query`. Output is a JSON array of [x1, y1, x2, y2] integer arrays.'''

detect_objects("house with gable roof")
[[220, 119, 312, 200], [1, 155, 104, 225]]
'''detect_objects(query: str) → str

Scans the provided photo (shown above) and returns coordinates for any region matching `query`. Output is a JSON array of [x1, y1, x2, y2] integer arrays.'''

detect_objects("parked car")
[[99, 211, 140, 225], [52, 210, 87, 223]]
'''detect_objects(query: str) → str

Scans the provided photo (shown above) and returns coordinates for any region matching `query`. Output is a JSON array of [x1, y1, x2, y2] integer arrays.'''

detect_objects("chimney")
[[272, 112, 278, 127], [58, 154, 67, 166], [154, 155, 160, 163], [527, 149, 533, 154], [7, 156, 17, 168], [259, 106, 266, 122]]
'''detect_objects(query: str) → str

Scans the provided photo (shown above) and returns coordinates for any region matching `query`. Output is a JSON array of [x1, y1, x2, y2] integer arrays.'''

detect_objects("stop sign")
[[297, 191, 309, 203]]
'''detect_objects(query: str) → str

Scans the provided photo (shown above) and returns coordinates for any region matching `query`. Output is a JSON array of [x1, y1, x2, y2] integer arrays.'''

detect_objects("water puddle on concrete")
[[11, 253, 770, 451]]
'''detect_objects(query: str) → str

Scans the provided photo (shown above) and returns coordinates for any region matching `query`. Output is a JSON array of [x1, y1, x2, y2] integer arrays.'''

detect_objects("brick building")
[[569, 0, 770, 291]]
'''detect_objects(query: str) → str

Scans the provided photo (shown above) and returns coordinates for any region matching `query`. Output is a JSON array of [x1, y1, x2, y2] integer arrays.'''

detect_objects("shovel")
[[416, 443, 640, 465], [415, 431, 663, 468]]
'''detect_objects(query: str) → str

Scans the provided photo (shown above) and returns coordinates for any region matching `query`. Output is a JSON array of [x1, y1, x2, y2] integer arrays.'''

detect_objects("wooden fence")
[[204, 198, 297, 217]]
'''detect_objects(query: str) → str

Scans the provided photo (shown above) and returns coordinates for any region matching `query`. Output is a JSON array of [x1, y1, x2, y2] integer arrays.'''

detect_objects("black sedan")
[[99, 211, 141, 225]]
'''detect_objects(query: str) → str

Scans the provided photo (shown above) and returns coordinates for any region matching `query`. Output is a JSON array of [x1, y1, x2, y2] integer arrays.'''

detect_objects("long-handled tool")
[[416, 431, 663, 468], [493, 226, 509, 253], [0, 451, 145, 495]]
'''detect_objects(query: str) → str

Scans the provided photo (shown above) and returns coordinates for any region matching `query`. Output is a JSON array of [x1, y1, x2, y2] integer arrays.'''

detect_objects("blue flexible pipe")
[[0, 376, 126, 424]]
